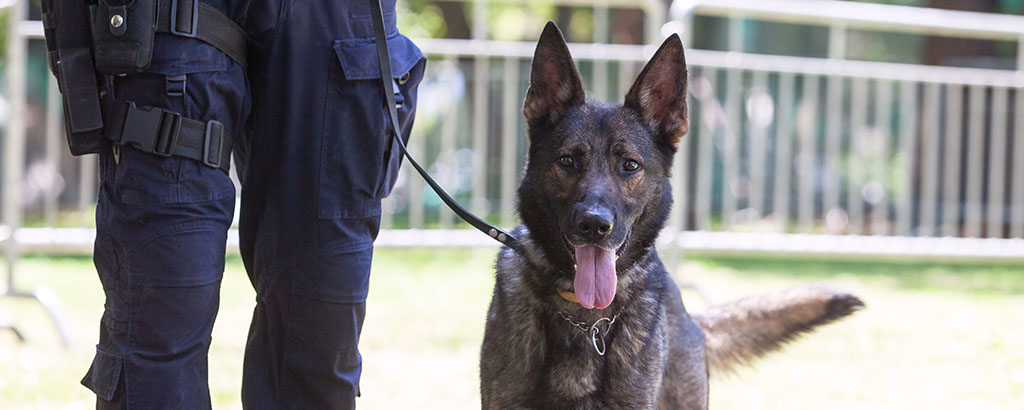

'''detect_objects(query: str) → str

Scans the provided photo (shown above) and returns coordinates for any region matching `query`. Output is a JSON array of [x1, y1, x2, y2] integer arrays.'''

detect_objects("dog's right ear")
[[524, 22, 585, 129]]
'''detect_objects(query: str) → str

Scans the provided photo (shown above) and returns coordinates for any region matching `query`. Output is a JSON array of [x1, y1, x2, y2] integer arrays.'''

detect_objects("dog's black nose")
[[575, 209, 614, 241]]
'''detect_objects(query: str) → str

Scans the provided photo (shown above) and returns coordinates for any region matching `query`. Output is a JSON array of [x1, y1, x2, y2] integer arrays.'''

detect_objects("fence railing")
[[669, 0, 1024, 244], [2, 0, 1023, 264]]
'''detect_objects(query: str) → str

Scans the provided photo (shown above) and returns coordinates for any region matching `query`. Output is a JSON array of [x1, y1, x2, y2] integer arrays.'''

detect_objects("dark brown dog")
[[479, 22, 863, 409]]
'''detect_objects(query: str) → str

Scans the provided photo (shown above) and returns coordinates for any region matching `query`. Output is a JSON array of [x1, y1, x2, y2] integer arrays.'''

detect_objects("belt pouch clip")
[[90, 0, 157, 75]]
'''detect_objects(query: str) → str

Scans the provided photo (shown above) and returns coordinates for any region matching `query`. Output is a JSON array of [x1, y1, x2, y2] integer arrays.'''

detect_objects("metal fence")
[[2, 0, 1023, 264]]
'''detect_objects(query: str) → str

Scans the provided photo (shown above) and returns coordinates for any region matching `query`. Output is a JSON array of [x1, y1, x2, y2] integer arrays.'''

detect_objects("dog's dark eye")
[[558, 155, 575, 168], [623, 160, 641, 173]]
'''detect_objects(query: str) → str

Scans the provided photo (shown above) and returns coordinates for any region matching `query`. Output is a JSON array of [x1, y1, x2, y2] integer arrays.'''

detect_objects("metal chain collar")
[[557, 311, 621, 356]]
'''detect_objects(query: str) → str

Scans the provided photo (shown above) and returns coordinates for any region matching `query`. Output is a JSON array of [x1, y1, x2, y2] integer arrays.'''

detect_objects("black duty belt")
[[101, 99, 231, 172], [366, 0, 521, 251], [104, 0, 245, 172], [157, 0, 249, 70]]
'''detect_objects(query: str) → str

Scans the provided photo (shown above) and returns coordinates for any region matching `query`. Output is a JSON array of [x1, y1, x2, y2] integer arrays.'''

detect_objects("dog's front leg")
[[601, 307, 669, 409], [480, 293, 547, 409]]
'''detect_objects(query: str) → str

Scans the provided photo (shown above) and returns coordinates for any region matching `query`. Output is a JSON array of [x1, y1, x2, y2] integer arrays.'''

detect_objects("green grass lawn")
[[1, 248, 1022, 409]]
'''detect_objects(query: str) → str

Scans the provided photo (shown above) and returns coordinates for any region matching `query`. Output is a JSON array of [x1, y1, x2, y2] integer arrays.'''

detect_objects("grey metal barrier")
[[3, 0, 1024, 265]]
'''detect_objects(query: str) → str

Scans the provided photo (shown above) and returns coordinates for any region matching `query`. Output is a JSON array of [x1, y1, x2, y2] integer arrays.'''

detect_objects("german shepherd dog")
[[479, 22, 864, 409]]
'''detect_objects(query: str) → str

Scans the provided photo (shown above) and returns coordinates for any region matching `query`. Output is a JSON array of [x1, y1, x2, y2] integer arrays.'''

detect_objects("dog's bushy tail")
[[692, 285, 864, 374]]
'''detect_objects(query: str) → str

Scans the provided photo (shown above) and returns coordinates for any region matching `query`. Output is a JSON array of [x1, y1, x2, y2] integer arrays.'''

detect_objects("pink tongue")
[[573, 245, 617, 309]]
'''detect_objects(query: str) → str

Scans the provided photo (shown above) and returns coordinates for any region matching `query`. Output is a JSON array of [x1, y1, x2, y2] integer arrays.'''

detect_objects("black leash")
[[367, 0, 520, 252]]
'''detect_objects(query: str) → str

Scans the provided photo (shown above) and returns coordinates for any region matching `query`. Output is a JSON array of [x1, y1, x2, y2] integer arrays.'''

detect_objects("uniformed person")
[[55, 0, 424, 408]]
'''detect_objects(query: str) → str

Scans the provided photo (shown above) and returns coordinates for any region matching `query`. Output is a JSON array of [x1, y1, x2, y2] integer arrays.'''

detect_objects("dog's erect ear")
[[524, 22, 585, 129], [625, 34, 688, 147]]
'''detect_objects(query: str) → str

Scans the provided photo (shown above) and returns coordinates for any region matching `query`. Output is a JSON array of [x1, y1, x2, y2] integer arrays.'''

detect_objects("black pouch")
[[43, 0, 107, 155], [91, 0, 157, 75]]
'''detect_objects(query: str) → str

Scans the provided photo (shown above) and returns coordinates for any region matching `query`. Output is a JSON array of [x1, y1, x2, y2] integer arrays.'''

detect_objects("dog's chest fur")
[[480, 235, 672, 409]]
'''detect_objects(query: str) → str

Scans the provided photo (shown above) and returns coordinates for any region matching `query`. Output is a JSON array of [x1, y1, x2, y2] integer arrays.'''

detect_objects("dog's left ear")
[[625, 34, 688, 147]]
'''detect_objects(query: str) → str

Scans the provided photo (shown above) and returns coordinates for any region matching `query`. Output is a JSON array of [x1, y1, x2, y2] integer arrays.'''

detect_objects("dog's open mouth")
[[565, 235, 629, 310]]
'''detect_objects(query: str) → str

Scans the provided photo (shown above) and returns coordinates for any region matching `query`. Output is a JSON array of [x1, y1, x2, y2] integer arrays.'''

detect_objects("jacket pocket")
[[81, 347, 124, 401], [318, 33, 425, 219]]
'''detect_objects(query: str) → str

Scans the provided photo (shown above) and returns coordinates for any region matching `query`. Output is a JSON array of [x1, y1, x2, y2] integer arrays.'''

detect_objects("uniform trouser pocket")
[[83, 280, 222, 410], [318, 35, 425, 219], [88, 213, 227, 409], [81, 347, 124, 402], [85, 146, 233, 409]]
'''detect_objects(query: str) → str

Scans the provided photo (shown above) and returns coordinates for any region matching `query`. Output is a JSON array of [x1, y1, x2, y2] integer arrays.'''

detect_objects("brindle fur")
[[480, 22, 864, 410]]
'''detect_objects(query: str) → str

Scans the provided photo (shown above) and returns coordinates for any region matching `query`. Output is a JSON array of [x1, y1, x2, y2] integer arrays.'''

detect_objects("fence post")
[[3, 0, 28, 282]]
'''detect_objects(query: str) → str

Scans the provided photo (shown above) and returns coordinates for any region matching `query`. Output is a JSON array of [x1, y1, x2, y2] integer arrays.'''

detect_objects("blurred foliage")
[[849, 0, 1021, 11], [848, 0, 927, 5], [999, 0, 1024, 13], [397, 1, 448, 38], [398, 1, 602, 42], [0, 7, 9, 63], [846, 30, 923, 64], [395, 0, 1022, 68], [488, 2, 556, 41]]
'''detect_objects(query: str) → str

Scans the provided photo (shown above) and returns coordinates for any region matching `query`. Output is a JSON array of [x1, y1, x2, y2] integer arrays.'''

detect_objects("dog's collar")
[[559, 290, 579, 304], [557, 310, 620, 356]]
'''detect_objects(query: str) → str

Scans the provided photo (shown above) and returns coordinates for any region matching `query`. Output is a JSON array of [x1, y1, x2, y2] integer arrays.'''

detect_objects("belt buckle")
[[203, 120, 224, 169], [152, 111, 182, 157], [170, 0, 199, 38]]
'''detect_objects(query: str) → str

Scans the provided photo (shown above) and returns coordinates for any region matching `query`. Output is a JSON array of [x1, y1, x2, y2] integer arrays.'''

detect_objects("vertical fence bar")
[[1012, 88, 1024, 238], [670, 111, 689, 232], [824, 75, 844, 224], [695, 68, 716, 231], [872, 79, 893, 235], [471, 0, 489, 218], [826, 21, 847, 229], [45, 75, 62, 228], [3, 0, 28, 278], [773, 72, 795, 232], [748, 70, 768, 217], [79, 156, 96, 227], [592, 0, 609, 102], [829, 22, 848, 60], [723, 68, 742, 229], [643, 0, 665, 45], [721, 16, 743, 229], [409, 128, 425, 229], [1017, 43, 1024, 233], [472, 56, 490, 217], [681, 87, 694, 231], [964, 85, 986, 237], [500, 57, 519, 228], [439, 58, 459, 229], [797, 74, 819, 233], [618, 60, 637, 102], [472, 0, 488, 41], [1017, 39, 1024, 233], [918, 82, 941, 237], [1015, 37, 1024, 236], [1019, 34, 1024, 72], [986, 87, 1008, 238], [896, 81, 918, 236], [381, 197, 394, 228], [675, 80, 695, 231], [941, 83, 963, 237], [848, 76, 867, 234]]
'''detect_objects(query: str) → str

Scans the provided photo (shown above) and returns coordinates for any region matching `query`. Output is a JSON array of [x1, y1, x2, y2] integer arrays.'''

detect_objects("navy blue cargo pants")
[[80, 1, 424, 409]]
